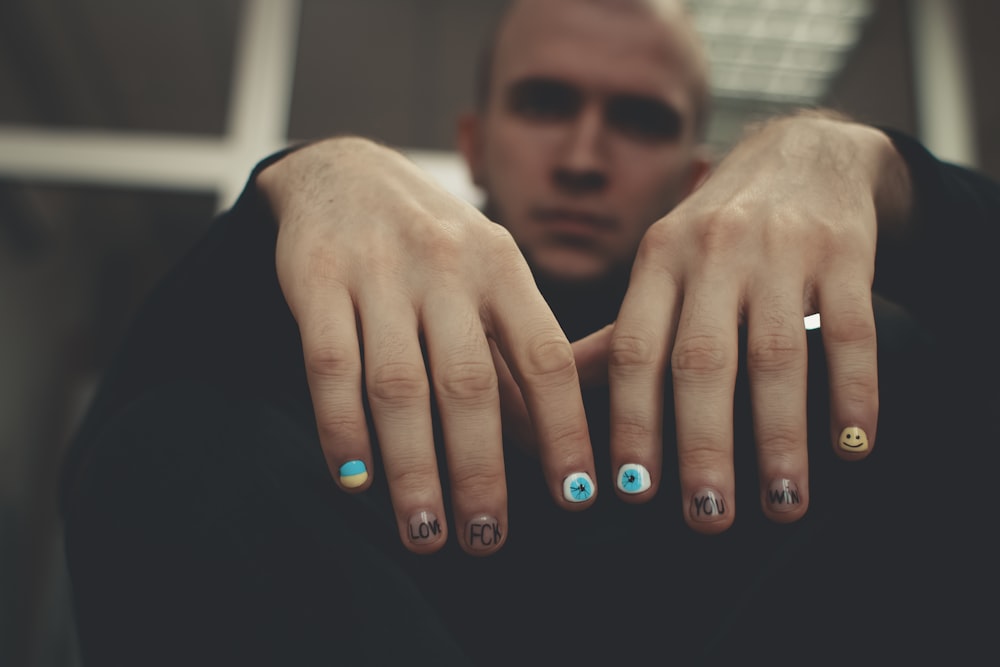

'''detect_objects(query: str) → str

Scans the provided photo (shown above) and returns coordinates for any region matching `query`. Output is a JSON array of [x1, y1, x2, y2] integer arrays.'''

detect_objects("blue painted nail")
[[617, 464, 651, 494], [563, 472, 595, 503], [338, 459, 369, 488]]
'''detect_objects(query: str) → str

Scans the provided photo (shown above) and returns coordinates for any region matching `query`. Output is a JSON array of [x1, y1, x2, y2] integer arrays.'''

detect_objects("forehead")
[[492, 0, 696, 109]]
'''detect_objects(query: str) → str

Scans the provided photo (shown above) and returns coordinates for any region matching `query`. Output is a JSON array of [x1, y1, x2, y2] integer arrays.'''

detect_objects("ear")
[[457, 111, 487, 188], [684, 145, 713, 195]]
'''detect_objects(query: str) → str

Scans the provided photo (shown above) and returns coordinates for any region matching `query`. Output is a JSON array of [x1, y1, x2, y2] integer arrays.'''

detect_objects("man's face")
[[461, 0, 709, 285]]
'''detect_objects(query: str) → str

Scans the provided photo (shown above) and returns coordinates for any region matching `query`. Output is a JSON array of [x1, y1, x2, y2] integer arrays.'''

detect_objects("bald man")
[[62, 1, 998, 664]]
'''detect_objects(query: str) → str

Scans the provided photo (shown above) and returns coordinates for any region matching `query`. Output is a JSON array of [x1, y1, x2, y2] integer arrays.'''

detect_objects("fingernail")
[[563, 472, 595, 503], [617, 464, 651, 495], [766, 478, 802, 513], [466, 514, 503, 551], [407, 511, 443, 545], [838, 427, 869, 453], [689, 487, 727, 522], [338, 459, 369, 488]]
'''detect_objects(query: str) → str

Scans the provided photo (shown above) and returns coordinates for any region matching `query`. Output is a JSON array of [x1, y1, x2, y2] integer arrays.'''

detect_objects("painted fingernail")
[[766, 478, 802, 513], [617, 464, 651, 495], [407, 511, 443, 545], [338, 459, 369, 488], [466, 514, 503, 551], [689, 487, 727, 522], [563, 472, 595, 503], [838, 427, 869, 453]]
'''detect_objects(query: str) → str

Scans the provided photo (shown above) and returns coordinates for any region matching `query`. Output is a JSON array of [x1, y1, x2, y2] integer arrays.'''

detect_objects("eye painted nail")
[[689, 487, 727, 522], [838, 427, 869, 453], [466, 514, 503, 551], [407, 510, 444, 545], [617, 464, 651, 495], [766, 478, 802, 513], [563, 472, 595, 503], [338, 459, 369, 488]]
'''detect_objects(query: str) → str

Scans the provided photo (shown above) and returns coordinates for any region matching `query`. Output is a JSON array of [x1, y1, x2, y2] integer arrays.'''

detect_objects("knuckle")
[[523, 333, 577, 383], [833, 372, 878, 403], [367, 361, 429, 404], [672, 334, 731, 379], [609, 331, 659, 370], [316, 413, 368, 445], [434, 360, 498, 402], [447, 459, 506, 494], [613, 412, 655, 443], [406, 229, 464, 275], [689, 210, 745, 257], [828, 311, 877, 345], [636, 222, 675, 259], [423, 226, 465, 263], [746, 332, 804, 374], [484, 222, 519, 251], [754, 425, 802, 456], [544, 417, 591, 448], [388, 460, 442, 494], [679, 441, 730, 476], [305, 345, 359, 381], [486, 231, 534, 283]]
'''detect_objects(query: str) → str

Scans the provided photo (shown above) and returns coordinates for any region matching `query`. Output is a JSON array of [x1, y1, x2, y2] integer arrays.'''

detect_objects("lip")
[[531, 207, 618, 235]]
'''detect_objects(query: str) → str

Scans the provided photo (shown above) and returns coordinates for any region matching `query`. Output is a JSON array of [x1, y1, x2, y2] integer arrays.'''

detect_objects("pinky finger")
[[818, 282, 879, 460]]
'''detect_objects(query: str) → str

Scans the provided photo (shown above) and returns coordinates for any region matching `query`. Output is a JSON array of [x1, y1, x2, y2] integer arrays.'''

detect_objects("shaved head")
[[475, 0, 711, 138]]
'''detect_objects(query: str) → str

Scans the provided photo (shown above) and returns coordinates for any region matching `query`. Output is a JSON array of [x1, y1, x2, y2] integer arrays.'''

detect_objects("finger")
[[670, 279, 740, 534], [745, 283, 810, 523], [608, 264, 678, 504], [357, 288, 446, 555], [423, 291, 507, 556], [817, 275, 879, 460], [490, 340, 535, 454], [295, 283, 374, 494], [571, 323, 614, 390], [494, 323, 615, 459], [487, 274, 596, 511]]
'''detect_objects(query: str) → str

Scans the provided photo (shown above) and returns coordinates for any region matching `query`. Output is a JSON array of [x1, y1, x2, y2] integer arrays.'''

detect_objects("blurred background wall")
[[0, 1, 996, 665]]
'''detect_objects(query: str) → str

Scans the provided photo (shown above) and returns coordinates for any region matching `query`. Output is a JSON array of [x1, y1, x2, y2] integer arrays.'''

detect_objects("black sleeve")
[[874, 130, 1000, 384], [59, 147, 310, 516]]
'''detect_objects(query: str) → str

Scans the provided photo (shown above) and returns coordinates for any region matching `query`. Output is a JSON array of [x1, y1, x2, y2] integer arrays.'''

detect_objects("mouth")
[[531, 207, 618, 236], [840, 441, 866, 449]]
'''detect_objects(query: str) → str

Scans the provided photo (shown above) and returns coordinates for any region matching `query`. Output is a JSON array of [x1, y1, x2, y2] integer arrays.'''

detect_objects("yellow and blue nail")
[[339, 459, 369, 489]]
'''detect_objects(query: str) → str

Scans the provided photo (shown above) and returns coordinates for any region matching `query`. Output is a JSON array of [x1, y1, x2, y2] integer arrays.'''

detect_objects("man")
[[61, 0, 998, 664]]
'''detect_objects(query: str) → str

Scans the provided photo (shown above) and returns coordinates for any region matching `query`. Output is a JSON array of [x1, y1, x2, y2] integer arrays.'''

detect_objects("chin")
[[530, 253, 614, 287]]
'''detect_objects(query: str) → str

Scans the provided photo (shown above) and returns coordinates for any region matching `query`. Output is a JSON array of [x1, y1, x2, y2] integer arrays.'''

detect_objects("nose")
[[552, 104, 608, 195]]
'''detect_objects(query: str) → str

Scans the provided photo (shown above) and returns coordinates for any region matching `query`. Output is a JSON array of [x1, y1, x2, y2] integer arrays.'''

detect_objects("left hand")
[[601, 114, 908, 533]]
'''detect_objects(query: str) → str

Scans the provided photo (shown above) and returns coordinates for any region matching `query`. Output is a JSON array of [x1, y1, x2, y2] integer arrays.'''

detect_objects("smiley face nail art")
[[839, 427, 869, 453]]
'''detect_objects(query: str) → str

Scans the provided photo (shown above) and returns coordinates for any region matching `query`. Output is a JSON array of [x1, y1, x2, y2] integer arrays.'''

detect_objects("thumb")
[[490, 340, 536, 454], [571, 322, 614, 390]]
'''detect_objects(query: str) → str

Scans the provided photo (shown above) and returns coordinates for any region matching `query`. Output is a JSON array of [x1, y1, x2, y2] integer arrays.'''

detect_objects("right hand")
[[258, 137, 597, 556]]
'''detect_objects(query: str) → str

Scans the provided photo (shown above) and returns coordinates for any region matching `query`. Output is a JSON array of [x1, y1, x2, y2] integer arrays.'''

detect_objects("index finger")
[[487, 273, 597, 510]]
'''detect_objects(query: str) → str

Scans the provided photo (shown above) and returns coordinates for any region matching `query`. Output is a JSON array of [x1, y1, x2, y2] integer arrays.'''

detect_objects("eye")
[[507, 78, 581, 121], [605, 95, 682, 143]]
